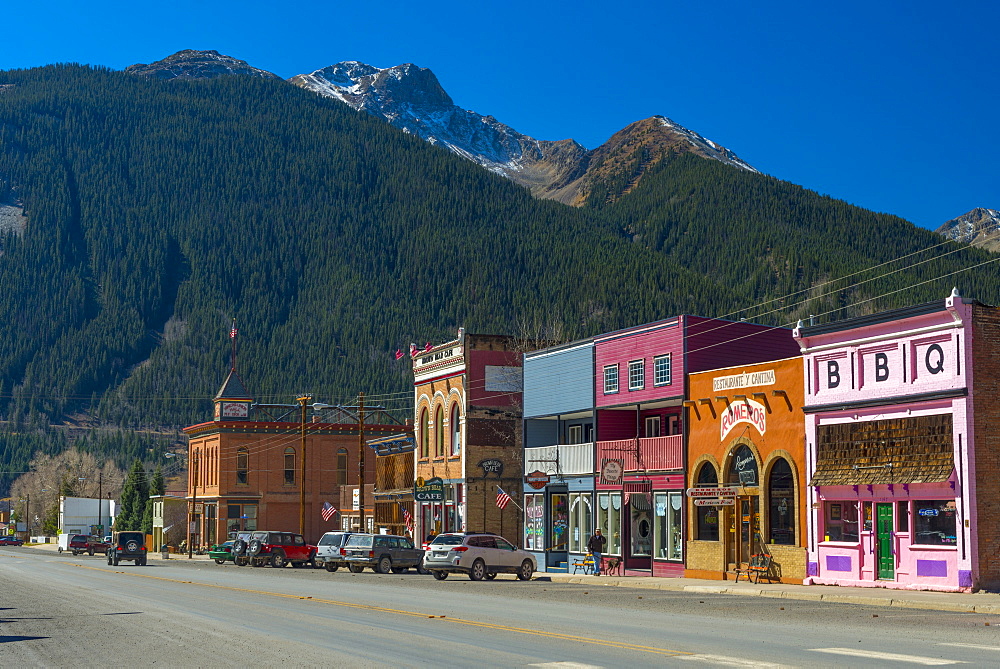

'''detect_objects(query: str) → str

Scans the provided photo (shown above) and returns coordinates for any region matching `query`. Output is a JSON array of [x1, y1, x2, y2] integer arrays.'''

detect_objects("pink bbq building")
[[795, 290, 1000, 592]]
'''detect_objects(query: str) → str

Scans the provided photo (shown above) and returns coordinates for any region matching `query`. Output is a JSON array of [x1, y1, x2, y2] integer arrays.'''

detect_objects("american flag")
[[496, 487, 513, 510], [399, 503, 414, 533], [230, 322, 238, 339], [321, 501, 337, 522]]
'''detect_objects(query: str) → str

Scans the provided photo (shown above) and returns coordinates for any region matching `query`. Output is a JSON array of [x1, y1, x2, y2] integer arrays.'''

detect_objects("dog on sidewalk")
[[602, 556, 623, 576]]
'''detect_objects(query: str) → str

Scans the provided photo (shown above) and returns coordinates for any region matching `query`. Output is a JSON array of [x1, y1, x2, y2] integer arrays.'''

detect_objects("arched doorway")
[[725, 441, 760, 569]]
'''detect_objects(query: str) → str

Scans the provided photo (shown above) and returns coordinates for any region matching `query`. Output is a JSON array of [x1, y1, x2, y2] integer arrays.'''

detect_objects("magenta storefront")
[[795, 293, 978, 592]]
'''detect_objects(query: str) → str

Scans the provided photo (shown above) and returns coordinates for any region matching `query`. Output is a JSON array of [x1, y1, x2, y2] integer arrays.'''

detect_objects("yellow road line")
[[75, 563, 691, 657]]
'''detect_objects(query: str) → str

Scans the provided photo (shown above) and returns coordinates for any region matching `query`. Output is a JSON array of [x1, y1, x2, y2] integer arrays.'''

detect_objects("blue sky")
[[1, 1, 996, 230]]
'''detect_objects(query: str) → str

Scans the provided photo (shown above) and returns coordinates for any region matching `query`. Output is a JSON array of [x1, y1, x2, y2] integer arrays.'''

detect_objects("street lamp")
[[297, 397, 333, 537]]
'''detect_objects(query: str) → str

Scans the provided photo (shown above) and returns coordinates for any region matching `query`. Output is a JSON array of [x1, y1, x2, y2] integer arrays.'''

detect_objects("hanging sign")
[[601, 459, 624, 483], [694, 498, 736, 506], [687, 486, 740, 497], [525, 471, 550, 490]]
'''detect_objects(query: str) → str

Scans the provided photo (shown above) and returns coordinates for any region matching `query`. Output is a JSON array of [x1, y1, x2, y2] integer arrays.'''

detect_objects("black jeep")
[[107, 531, 147, 566]]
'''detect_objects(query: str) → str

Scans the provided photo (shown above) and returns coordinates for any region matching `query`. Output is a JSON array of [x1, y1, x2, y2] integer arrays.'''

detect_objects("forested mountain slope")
[[0, 64, 997, 492]]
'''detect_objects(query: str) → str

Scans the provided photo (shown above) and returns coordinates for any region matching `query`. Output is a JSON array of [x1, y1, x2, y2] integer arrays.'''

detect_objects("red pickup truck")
[[65, 534, 110, 556]]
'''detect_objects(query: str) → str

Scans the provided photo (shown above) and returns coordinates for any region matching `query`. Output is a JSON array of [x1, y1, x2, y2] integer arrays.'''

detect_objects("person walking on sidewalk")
[[587, 529, 607, 575]]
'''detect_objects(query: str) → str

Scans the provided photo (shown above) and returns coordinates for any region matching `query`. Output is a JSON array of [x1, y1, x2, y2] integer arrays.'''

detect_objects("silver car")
[[315, 531, 355, 572], [423, 532, 535, 581]]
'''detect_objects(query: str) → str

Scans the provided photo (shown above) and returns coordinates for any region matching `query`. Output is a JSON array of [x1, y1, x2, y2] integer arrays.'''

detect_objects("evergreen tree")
[[117, 459, 149, 532]]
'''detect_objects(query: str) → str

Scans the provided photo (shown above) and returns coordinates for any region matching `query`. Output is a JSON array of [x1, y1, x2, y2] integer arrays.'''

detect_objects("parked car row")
[[207, 531, 536, 581], [0, 535, 24, 546]]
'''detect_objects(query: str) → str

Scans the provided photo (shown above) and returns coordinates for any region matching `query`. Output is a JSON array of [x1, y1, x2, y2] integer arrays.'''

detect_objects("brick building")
[[412, 331, 525, 542], [183, 369, 403, 546]]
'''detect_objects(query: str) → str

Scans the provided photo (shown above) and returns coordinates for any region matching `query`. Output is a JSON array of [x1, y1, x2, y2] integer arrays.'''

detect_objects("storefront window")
[[654, 492, 683, 561], [695, 462, 720, 541], [549, 493, 568, 551], [824, 502, 859, 542], [524, 494, 544, 550], [897, 501, 909, 532], [913, 500, 958, 546], [569, 493, 592, 553], [767, 458, 794, 545], [227, 502, 257, 533], [597, 493, 622, 555]]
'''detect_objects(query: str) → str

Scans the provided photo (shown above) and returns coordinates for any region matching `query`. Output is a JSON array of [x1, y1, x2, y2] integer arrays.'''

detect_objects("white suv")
[[423, 532, 535, 581]]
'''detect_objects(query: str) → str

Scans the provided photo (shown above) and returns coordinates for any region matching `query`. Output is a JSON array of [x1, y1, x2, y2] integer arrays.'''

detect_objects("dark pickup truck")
[[65, 534, 110, 556]]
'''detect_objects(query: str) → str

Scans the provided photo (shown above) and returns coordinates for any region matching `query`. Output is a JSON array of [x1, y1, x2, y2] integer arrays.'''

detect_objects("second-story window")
[[236, 447, 249, 485], [435, 405, 445, 457], [567, 425, 582, 444], [419, 408, 429, 458], [284, 447, 295, 485], [604, 364, 619, 394], [450, 405, 461, 456], [336, 448, 348, 484], [628, 359, 645, 391], [654, 354, 672, 386]]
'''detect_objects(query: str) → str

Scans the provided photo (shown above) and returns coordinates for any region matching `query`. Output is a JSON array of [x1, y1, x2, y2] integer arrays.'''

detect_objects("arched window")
[[236, 447, 249, 485], [435, 405, 445, 457], [419, 408, 429, 458], [727, 444, 758, 486], [336, 448, 348, 485], [768, 458, 795, 545], [284, 447, 296, 485], [695, 462, 719, 541], [450, 404, 461, 457]]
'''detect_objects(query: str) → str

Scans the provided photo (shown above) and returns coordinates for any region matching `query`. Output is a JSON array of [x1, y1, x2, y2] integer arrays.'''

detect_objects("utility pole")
[[298, 395, 312, 537], [98, 471, 103, 535], [358, 392, 366, 533]]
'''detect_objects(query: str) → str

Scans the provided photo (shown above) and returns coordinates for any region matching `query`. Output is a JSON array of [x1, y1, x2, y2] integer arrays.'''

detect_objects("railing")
[[524, 443, 594, 477], [597, 435, 683, 472]]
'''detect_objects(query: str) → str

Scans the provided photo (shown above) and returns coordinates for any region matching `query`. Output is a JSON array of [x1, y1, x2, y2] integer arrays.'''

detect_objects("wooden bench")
[[572, 555, 596, 574], [733, 554, 773, 583]]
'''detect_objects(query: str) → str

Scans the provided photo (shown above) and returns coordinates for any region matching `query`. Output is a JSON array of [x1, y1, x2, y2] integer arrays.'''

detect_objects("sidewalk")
[[540, 571, 1000, 614]]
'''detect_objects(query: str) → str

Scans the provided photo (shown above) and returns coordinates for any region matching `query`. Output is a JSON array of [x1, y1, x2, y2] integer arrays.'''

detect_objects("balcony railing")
[[523, 442, 594, 477], [597, 435, 683, 472]]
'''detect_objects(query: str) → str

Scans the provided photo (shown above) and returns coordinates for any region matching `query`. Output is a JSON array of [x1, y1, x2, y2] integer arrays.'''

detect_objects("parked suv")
[[66, 534, 110, 556], [315, 531, 354, 572], [231, 531, 316, 568], [423, 532, 535, 581], [107, 531, 147, 566], [342, 534, 424, 574]]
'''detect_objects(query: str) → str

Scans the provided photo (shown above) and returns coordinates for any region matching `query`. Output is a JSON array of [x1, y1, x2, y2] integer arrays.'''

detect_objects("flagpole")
[[497, 485, 524, 512]]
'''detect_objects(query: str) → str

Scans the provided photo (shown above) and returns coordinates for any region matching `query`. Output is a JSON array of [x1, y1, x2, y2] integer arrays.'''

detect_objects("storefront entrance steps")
[[537, 573, 1000, 615]]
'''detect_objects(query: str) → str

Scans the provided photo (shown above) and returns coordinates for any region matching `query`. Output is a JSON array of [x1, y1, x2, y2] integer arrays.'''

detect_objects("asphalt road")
[[2, 546, 999, 667]]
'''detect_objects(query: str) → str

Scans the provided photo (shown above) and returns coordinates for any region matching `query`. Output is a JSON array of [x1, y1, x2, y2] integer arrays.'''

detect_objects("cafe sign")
[[414, 476, 445, 502], [478, 459, 504, 478]]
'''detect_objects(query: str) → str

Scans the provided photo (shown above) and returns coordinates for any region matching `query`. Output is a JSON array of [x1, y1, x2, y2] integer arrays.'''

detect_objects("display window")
[[597, 493, 622, 555], [913, 500, 958, 546], [695, 462, 720, 541], [568, 493, 592, 553], [653, 492, 683, 560], [824, 501, 859, 542], [524, 494, 544, 550], [767, 458, 794, 545], [630, 494, 653, 557]]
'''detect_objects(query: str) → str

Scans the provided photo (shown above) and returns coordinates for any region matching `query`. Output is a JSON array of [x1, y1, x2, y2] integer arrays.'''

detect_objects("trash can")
[[161, 544, 170, 559]]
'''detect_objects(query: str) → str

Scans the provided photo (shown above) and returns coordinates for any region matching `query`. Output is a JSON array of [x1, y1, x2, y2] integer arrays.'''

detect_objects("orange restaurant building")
[[684, 356, 808, 582]]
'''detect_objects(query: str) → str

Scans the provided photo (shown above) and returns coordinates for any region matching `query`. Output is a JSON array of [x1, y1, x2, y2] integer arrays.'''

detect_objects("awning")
[[367, 433, 415, 455]]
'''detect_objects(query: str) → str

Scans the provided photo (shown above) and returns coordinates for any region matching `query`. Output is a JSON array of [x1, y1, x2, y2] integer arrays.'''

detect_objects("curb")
[[540, 573, 1000, 615]]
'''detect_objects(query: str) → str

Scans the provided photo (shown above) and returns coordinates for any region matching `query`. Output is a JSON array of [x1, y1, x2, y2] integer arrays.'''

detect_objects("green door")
[[876, 503, 894, 580]]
